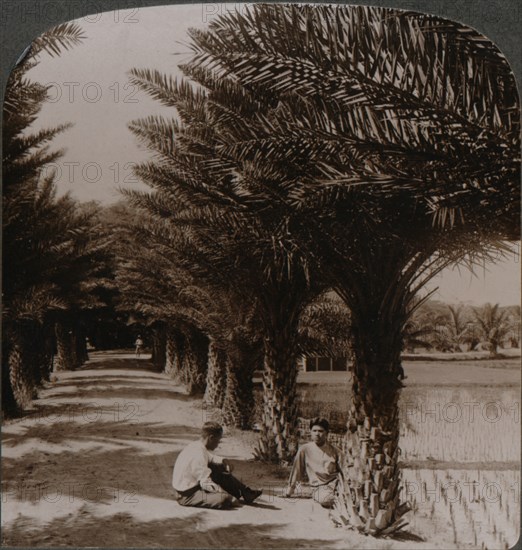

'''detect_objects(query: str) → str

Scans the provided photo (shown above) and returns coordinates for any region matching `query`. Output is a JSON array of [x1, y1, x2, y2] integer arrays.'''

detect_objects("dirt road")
[[1, 351, 449, 548]]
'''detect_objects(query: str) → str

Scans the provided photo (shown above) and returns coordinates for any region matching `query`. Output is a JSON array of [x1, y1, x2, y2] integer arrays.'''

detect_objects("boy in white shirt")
[[172, 422, 262, 509]]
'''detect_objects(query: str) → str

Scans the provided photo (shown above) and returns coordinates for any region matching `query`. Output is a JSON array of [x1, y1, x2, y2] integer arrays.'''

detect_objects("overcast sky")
[[24, 4, 521, 307]]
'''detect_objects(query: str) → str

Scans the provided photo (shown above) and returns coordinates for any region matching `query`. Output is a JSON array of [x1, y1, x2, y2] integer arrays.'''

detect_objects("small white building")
[[298, 355, 349, 372]]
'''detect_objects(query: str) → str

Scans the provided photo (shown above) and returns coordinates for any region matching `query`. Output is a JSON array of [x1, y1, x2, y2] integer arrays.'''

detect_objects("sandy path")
[[2, 351, 453, 548]]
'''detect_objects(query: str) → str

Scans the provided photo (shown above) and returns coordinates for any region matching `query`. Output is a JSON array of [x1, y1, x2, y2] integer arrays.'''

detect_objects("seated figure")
[[284, 417, 341, 508], [172, 421, 262, 509]]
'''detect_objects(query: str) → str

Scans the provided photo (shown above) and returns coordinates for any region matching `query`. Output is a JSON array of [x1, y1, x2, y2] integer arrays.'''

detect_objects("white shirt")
[[172, 440, 224, 492]]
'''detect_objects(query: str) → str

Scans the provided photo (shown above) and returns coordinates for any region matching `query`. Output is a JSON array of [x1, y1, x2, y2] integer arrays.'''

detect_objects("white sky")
[[23, 4, 521, 307]]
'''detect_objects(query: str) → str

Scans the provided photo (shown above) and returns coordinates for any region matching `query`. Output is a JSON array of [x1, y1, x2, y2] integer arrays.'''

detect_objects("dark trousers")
[[176, 464, 249, 509]]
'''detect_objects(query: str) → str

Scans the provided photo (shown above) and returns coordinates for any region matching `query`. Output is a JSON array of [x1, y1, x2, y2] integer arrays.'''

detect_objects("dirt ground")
[[2, 351, 486, 548]]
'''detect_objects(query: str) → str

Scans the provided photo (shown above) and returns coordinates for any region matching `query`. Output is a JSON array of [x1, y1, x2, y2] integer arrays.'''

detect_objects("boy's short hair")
[[202, 421, 223, 437], [310, 417, 329, 432]]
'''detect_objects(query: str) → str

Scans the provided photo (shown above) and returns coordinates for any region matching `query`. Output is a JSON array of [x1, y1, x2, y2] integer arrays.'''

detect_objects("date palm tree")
[[472, 303, 512, 357], [430, 304, 471, 352], [506, 305, 521, 348], [179, 4, 519, 534], [113, 218, 207, 391], [1, 23, 117, 414], [402, 305, 440, 353], [126, 73, 325, 460], [113, 211, 261, 413]]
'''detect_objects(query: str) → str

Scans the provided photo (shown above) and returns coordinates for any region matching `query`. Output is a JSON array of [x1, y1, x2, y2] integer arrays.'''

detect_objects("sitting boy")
[[283, 417, 341, 508], [172, 421, 262, 509]]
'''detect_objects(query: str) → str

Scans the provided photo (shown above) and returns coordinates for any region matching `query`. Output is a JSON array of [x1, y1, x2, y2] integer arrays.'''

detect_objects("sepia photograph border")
[[1, 1, 520, 549]]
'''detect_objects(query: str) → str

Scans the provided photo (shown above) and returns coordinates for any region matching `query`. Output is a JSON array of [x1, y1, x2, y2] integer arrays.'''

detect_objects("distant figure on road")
[[283, 417, 341, 508], [134, 335, 144, 358], [172, 422, 262, 509]]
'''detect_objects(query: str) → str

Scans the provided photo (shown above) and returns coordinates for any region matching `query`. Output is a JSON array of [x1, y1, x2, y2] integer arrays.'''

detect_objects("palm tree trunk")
[[2, 331, 19, 417], [35, 322, 54, 382], [165, 326, 184, 381], [334, 315, 410, 535], [75, 323, 89, 365], [488, 338, 500, 358], [222, 346, 255, 429], [69, 329, 81, 370], [151, 324, 167, 371], [254, 333, 299, 463], [54, 322, 74, 371], [182, 328, 208, 395], [8, 325, 38, 408], [2, 349, 18, 417], [203, 340, 227, 408]]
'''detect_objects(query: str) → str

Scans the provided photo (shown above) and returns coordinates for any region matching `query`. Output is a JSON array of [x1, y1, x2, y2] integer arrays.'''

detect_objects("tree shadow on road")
[[47, 376, 169, 386], [2, 511, 344, 548], [77, 357, 159, 372], [2, 421, 199, 504], [45, 385, 193, 401]]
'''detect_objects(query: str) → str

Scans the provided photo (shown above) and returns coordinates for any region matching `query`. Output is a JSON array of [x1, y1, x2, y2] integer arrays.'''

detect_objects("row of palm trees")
[[2, 24, 113, 414], [121, 5, 518, 535], [108, 200, 351, 429], [3, 5, 519, 537], [404, 302, 520, 355]]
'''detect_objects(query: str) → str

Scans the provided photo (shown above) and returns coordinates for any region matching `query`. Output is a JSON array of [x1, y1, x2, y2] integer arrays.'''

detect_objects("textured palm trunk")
[[75, 324, 89, 366], [8, 325, 38, 409], [151, 324, 167, 371], [69, 330, 81, 370], [333, 315, 410, 535], [488, 339, 500, 358], [165, 327, 184, 381], [54, 322, 74, 371], [35, 322, 54, 382], [203, 340, 227, 408], [2, 331, 19, 416], [181, 328, 208, 395], [2, 349, 19, 416], [222, 346, 255, 429], [254, 334, 299, 463]]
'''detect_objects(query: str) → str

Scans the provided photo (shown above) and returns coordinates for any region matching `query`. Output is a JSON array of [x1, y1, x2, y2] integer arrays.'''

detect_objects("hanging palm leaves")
[[177, 4, 519, 535]]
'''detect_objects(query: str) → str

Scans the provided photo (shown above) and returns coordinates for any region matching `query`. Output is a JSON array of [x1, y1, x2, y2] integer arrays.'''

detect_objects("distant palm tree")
[[113, 216, 208, 392], [506, 305, 521, 348], [472, 303, 513, 357], [297, 290, 352, 358], [430, 304, 471, 352]]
